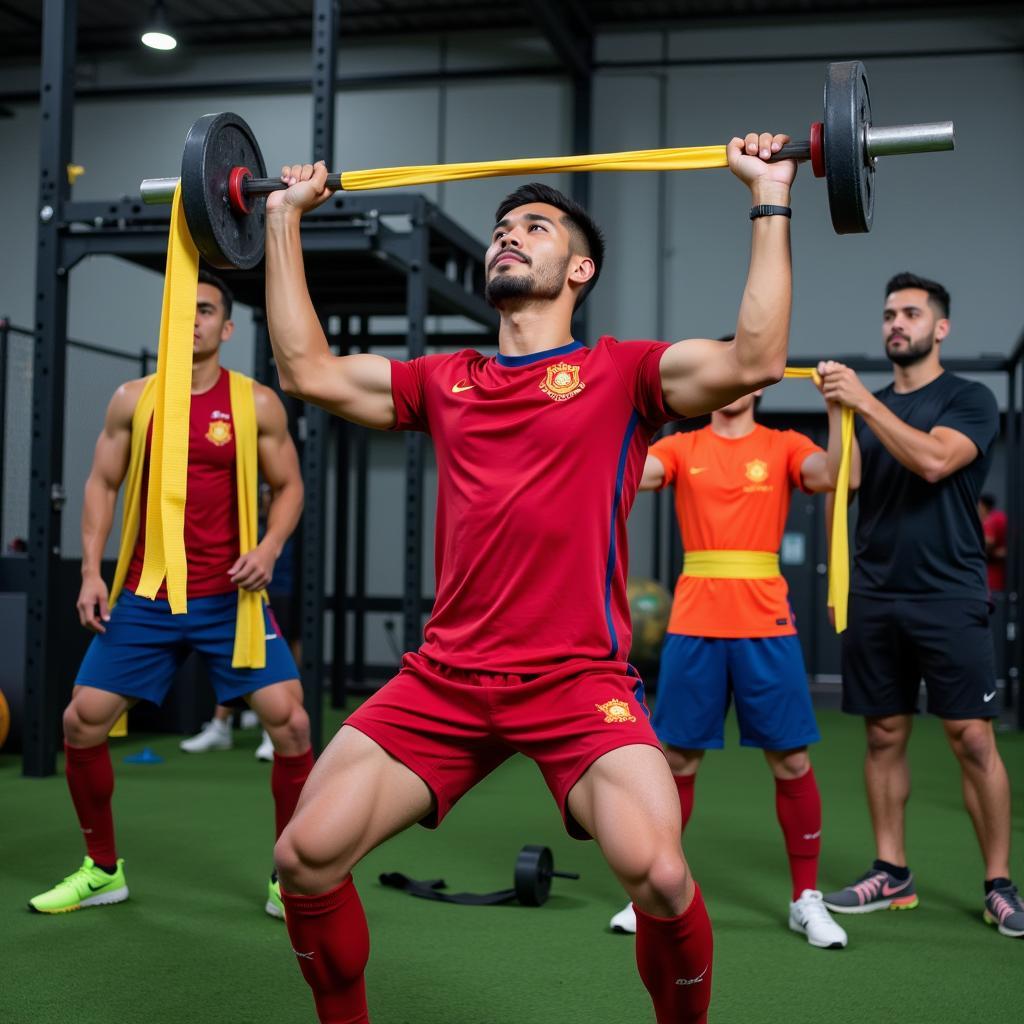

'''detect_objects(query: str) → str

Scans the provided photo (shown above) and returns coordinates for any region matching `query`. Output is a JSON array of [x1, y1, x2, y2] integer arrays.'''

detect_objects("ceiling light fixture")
[[141, 0, 177, 51]]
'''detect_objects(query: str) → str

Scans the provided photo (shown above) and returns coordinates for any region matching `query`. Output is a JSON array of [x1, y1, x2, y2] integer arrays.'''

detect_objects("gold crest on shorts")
[[744, 458, 768, 483], [540, 362, 585, 402], [205, 420, 233, 447], [596, 698, 636, 724]]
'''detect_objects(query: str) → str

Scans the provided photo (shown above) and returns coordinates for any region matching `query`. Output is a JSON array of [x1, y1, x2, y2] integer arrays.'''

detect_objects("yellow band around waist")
[[682, 551, 781, 580]]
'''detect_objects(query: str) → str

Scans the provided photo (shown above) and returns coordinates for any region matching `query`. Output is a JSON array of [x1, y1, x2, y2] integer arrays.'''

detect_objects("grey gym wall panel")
[[438, 78, 572, 245], [648, 56, 1024, 412], [588, 73, 664, 343], [335, 86, 443, 206]]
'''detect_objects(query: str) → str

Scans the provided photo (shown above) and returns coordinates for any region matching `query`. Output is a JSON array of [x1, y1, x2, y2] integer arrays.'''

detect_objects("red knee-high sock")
[[774, 768, 822, 900], [281, 876, 370, 1024], [635, 884, 713, 1024], [64, 741, 117, 865], [674, 773, 696, 835], [272, 748, 315, 840]]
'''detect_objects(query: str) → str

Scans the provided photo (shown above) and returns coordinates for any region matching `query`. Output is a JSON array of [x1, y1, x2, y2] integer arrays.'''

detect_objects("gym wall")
[[0, 14, 1021, 667]]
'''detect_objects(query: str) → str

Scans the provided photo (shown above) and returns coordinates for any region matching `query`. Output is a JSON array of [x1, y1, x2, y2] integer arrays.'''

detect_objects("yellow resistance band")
[[783, 367, 852, 633], [338, 145, 728, 192], [136, 183, 199, 614], [683, 551, 780, 579]]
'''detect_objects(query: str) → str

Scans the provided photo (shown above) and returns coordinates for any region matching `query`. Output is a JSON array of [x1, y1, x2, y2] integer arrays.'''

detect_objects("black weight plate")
[[181, 112, 267, 269], [823, 61, 874, 234], [514, 845, 553, 907]]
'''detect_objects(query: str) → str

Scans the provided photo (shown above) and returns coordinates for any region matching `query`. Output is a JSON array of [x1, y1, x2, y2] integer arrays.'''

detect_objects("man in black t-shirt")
[[815, 272, 1022, 939]]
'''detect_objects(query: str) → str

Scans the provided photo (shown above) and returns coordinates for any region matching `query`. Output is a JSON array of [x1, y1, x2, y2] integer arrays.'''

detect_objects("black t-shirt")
[[852, 372, 998, 599]]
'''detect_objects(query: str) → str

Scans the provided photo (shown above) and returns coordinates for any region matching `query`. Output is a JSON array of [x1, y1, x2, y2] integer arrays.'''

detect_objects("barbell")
[[139, 60, 954, 270]]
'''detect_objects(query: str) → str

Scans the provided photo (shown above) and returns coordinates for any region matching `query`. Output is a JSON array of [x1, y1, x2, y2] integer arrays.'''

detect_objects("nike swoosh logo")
[[881, 881, 908, 897], [675, 965, 709, 986], [451, 380, 476, 393], [689, 467, 708, 475], [265, 633, 278, 640], [802, 830, 821, 840], [87, 881, 111, 891], [984, 691, 997, 702]]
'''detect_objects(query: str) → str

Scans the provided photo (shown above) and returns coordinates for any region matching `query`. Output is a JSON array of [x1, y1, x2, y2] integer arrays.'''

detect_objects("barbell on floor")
[[138, 60, 954, 270]]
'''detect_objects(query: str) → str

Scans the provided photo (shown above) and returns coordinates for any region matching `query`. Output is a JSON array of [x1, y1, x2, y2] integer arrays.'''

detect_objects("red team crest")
[[205, 419, 233, 447], [540, 363, 585, 402], [595, 698, 636, 724]]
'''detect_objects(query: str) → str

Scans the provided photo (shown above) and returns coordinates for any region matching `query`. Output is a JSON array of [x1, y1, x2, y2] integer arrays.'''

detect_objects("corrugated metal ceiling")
[[2, 0, 1019, 61]]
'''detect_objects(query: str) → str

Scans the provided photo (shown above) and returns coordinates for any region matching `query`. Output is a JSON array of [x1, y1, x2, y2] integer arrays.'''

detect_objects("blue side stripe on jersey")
[[604, 409, 640, 658], [495, 339, 585, 367]]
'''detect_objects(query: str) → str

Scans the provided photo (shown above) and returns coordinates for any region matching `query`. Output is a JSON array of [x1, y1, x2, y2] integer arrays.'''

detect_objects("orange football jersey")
[[649, 424, 822, 638]]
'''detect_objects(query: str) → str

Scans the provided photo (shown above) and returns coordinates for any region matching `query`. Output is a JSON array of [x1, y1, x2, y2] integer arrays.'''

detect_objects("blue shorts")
[[651, 633, 819, 751], [75, 590, 300, 706]]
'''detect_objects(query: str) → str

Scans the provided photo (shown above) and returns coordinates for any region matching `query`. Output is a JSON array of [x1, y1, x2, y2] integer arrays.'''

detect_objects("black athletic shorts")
[[841, 593, 998, 719]]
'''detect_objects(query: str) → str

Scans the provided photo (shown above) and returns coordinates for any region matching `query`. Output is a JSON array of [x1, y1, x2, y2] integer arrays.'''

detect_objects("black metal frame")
[[18, 0, 498, 775]]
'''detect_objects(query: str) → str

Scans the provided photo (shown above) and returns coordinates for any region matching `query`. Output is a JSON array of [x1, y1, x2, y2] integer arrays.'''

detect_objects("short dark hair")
[[493, 182, 605, 308], [198, 269, 233, 319], [885, 272, 949, 319], [979, 492, 997, 510]]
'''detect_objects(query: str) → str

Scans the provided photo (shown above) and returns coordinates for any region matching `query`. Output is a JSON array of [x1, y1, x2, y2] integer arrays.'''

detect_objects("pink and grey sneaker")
[[823, 865, 918, 914], [984, 883, 1024, 938]]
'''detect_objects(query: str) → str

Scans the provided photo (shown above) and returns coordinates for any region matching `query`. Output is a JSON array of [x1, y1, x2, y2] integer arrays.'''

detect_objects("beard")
[[485, 253, 570, 308], [886, 331, 935, 367]]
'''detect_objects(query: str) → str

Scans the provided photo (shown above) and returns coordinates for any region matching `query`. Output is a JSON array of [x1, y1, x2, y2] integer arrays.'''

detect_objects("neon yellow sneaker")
[[265, 875, 285, 920], [29, 856, 128, 914]]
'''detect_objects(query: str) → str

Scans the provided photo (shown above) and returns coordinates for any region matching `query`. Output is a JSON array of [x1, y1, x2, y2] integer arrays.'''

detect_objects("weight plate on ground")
[[514, 845, 554, 907], [824, 61, 874, 234], [180, 111, 267, 269]]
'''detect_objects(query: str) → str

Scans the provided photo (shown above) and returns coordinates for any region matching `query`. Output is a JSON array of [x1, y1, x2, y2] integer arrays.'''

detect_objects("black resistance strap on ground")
[[380, 845, 580, 908]]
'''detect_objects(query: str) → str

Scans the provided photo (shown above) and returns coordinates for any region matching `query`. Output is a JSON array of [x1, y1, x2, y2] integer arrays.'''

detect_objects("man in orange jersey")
[[610, 362, 857, 949]]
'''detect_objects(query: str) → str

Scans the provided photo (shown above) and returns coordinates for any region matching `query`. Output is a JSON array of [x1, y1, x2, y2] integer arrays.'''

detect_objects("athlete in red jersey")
[[29, 274, 310, 920], [266, 132, 797, 1024]]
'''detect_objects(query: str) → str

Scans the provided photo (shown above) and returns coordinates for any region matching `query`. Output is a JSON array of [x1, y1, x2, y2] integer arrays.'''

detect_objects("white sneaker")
[[179, 719, 232, 753], [610, 902, 637, 934], [789, 889, 848, 949], [239, 709, 260, 730], [255, 730, 274, 762]]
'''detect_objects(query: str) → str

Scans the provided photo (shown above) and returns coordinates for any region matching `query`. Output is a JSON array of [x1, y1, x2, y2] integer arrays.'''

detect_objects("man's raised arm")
[[264, 161, 396, 430], [659, 131, 796, 418]]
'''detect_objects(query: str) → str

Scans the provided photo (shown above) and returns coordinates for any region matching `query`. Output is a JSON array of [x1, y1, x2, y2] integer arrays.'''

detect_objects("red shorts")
[[345, 652, 661, 839]]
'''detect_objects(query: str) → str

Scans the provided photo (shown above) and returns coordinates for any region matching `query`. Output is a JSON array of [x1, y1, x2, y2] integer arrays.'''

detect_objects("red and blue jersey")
[[389, 336, 672, 673], [125, 369, 240, 599]]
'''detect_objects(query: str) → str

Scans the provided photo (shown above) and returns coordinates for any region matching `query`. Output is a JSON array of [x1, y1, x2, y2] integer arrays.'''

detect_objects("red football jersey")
[[390, 337, 671, 673], [125, 369, 240, 599]]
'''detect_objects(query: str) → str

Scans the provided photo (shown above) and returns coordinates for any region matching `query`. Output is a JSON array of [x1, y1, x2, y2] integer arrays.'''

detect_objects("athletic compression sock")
[[873, 859, 910, 882], [64, 741, 118, 865], [635, 884, 713, 1024], [272, 747, 315, 839], [674, 773, 696, 834], [281, 876, 369, 1024], [774, 768, 821, 900]]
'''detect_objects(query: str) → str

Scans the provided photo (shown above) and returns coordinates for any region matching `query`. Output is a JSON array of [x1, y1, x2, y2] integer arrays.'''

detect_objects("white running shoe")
[[179, 718, 232, 753], [239, 709, 260, 730], [789, 889, 848, 949], [610, 902, 637, 934], [255, 730, 274, 762]]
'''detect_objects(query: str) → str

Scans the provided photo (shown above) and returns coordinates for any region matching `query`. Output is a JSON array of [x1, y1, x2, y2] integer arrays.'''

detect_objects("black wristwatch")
[[750, 204, 792, 220]]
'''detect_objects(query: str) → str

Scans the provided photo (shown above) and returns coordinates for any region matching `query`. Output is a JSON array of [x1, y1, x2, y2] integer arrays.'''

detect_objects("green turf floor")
[[1, 708, 1021, 1023]]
